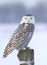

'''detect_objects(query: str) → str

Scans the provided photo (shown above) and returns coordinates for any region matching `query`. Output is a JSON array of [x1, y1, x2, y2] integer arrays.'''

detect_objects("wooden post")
[[17, 48, 34, 65]]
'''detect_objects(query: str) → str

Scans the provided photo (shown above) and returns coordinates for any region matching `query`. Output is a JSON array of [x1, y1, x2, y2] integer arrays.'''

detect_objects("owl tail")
[[3, 43, 14, 58]]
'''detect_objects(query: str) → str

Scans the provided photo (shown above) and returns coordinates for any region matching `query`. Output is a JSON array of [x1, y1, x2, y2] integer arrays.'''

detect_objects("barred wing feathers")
[[3, 23, 34, 57]]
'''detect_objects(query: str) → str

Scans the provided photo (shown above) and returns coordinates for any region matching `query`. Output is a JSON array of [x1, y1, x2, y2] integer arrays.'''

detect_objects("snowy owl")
[[3, 14, 35, 58]]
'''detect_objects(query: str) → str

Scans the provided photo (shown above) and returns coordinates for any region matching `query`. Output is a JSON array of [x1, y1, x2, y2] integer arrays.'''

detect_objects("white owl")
[[3, 14, 35, 58]]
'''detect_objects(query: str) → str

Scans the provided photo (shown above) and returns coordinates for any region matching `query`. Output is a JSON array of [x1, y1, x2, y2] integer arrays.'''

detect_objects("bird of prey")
[[3, 14, 35, 58]]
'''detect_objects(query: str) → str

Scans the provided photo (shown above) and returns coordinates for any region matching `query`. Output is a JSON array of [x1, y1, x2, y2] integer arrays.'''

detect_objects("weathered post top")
[[17, 48, 34, 65]]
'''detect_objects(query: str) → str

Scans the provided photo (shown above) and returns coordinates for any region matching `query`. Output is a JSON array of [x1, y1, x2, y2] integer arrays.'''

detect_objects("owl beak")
[[28, 18, 30, 22]]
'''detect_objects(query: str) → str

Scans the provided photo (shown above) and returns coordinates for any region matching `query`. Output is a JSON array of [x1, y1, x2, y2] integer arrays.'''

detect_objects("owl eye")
[[25, 17, 27, 19], [31, 18, 32, 19]]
